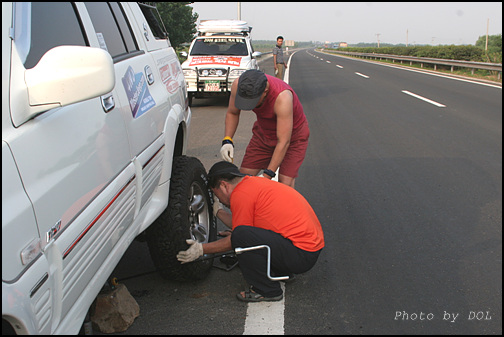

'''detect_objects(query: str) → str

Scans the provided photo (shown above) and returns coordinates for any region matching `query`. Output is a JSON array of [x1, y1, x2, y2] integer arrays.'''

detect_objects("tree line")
[[335, 35, 501, 63]]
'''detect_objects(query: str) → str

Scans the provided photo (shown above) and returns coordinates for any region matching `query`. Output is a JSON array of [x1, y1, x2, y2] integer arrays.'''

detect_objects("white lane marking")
[[320, 49, 501, 89], [355, 72, 370, 78], [401, 90, 446, 107], [282, 50, 297, 84], [336, 65, 343, 68], [243, 283, 286, 335], [326, 61, 331, 64]]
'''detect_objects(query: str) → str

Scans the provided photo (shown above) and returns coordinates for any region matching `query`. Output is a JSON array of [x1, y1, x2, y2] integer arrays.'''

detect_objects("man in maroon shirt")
[[220, 69, 310, 188]]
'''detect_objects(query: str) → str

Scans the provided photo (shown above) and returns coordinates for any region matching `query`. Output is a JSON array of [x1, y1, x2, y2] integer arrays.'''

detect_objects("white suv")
[[181, 20, 261, 105], [2, 2, 215, 334]]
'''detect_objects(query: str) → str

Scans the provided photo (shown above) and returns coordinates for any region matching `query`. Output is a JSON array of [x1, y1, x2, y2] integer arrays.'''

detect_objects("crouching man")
[[177, 161, 324, 302]]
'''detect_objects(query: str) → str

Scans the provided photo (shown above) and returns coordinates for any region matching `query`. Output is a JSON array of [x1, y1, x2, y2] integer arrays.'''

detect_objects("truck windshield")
[[190, 38, 248, 56]]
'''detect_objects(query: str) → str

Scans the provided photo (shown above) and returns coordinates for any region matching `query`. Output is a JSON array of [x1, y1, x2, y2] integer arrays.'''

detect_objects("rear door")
[[83, 2, 186, 213]]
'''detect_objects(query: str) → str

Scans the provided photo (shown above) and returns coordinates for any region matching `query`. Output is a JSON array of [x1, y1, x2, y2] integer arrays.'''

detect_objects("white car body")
[[2, 2, 215, 334], [181, 20, 261, 104]]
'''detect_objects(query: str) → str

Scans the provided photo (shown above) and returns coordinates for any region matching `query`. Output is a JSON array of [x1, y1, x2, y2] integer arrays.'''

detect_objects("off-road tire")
[[146, 156, 216, 281]]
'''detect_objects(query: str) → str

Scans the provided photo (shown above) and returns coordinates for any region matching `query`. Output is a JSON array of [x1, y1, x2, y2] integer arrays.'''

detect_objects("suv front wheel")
[[146, 156, 216, 281]]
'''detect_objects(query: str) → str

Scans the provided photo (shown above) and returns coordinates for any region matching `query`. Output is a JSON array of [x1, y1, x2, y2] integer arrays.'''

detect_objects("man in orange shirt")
[[177, 161, 324, 302]]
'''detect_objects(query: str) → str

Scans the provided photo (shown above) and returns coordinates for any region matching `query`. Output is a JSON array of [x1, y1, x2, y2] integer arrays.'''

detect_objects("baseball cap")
[[208, 161, 246, 188], [234, 69, 268, 110]]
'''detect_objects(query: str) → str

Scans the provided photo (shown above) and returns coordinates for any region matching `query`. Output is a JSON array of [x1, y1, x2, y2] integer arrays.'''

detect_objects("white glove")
[[212, 194, 223, 217], [176, 239, 203, 264], [220, 143, 234, 162]]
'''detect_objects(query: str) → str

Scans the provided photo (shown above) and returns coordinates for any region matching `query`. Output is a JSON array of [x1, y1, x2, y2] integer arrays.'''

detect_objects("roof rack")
[[197, 20, 252, 36]]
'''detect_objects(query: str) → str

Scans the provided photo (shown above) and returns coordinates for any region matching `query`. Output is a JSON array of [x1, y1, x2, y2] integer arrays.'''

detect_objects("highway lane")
[[100, 50, 501, 335], [286, 49, 501, 334]]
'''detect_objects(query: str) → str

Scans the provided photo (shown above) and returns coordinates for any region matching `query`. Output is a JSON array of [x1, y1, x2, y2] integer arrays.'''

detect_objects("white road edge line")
[[355, 72, 370, 78], [282, 50, 297, 84], [243, 51, 300, 335], [243, 282, 286, 335], [336, 65, 343, 68], [401, 90, 446, 107]]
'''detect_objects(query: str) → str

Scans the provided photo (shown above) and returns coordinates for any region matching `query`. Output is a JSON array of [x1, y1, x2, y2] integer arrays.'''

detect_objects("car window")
[[190, 38, 248, 56], [138, 3, 167, 40], [17, 2, 88, 69], [84, 2, 139, 60], [109, 2, 138, 53]]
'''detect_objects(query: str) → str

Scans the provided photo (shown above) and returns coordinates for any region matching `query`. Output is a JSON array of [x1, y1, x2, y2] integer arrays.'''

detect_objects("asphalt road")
[[101, 49, 502, 335]]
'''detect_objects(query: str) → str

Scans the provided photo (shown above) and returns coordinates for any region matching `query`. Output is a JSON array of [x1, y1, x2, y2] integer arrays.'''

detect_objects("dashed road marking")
[[355, 72, 370, 78], [402, 90, 446, 107]]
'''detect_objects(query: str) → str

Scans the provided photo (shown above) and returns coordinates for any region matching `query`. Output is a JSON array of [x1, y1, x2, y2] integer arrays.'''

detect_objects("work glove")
[[220, 143, 234, 162], [176, 239, 203, 264], [212, 194, 223, 217]]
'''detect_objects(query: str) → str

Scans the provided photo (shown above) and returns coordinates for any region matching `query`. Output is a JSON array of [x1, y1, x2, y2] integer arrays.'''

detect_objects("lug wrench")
[[196, 245, 289, 281]]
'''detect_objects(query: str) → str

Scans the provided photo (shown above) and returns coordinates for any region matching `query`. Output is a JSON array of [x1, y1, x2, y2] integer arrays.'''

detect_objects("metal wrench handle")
[[235, 245, 289, 281]]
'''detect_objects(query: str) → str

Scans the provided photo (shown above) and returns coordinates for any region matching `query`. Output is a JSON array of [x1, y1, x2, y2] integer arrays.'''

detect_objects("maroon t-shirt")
[[252, 75, 307, 140]]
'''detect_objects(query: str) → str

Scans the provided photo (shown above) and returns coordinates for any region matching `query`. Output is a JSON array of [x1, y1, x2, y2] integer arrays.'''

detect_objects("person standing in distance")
[[219, 69, 310, 188], [273, 36, 287, 79]]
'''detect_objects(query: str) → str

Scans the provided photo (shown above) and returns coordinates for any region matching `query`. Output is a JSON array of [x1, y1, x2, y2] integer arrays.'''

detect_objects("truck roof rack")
[[197, 20, 252, 36]]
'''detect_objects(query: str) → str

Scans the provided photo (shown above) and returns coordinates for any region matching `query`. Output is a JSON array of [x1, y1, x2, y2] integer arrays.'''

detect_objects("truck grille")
[[198, 68, 228, 76]]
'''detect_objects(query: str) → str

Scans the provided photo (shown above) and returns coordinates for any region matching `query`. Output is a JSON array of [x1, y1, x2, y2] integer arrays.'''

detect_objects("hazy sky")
[[189, 2, 502, 45]]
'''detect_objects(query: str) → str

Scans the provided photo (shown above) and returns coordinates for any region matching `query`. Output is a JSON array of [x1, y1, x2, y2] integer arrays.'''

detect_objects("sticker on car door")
[[122, 66, 156, 118]]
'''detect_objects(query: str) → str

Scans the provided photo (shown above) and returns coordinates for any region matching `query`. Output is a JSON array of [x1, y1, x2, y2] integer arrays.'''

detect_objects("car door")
[[83, 2, 186, 213], [7, 2, 136, 326]]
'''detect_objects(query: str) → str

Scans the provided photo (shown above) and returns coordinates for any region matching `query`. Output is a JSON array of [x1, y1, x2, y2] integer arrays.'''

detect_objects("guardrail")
[[319, 49, 502, 80]]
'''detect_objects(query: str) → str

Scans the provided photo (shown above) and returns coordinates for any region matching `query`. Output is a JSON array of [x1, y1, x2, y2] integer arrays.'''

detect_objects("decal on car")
[[122, 66, 156, 118], [189, 56, 242, 67], [158, 55, 183, 94]]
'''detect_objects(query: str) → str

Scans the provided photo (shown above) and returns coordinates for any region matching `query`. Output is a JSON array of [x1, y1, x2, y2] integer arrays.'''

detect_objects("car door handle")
[[101, 93, 115, 113], [145, 65, 154, 85]]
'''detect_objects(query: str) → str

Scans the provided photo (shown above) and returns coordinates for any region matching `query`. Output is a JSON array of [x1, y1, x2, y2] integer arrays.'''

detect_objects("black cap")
[[208, 161, 246, 188], [235, 69, 268, 110]]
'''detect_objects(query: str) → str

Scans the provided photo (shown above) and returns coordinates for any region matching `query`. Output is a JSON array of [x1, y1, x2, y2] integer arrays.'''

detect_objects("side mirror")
[[17, 46, 114, 125], [180, 51, 188, 58], [252, 51, 262, 58]]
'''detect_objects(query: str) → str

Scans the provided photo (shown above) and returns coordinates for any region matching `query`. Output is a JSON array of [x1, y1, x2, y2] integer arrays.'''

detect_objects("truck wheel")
[[146, 156, 216, 281]]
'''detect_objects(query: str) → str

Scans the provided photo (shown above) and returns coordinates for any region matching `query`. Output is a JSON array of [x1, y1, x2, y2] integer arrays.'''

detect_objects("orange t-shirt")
[[230, 176, 324, 252]]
